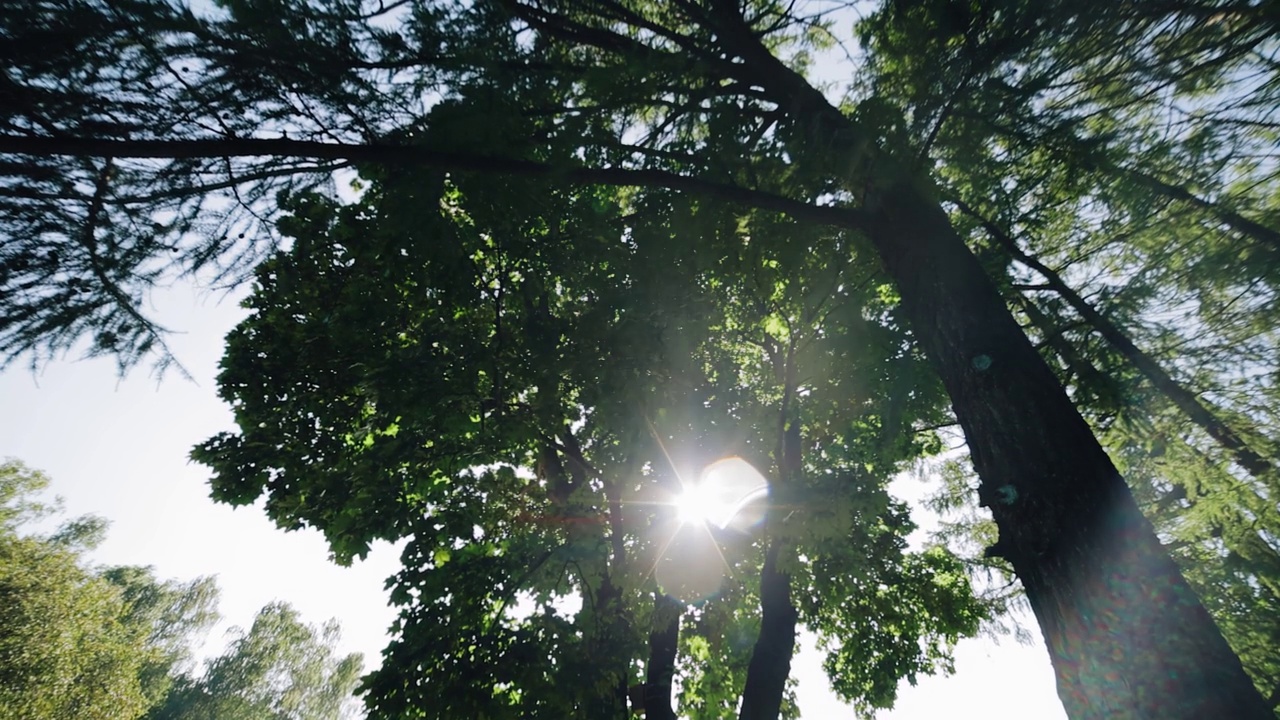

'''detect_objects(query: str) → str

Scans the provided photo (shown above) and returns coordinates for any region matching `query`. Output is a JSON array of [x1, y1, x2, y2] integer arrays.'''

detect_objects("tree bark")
[[738, 541, 797, 720], [644, 594, 681, 720]]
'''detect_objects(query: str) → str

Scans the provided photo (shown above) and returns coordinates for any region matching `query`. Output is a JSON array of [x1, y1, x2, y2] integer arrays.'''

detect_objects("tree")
[[855, 3, 1280, 711], [146, 602, 364, 720], [100, 565, 222, 709], [191, 171, 982, 718], [0, 460, 154, 720], [3, 1, 1276, 718], [0, 459, 362, 720]]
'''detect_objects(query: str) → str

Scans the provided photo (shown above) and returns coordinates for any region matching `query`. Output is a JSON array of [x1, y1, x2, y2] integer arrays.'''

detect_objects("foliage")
[[191, 157, 984, 717], [146, 603, 364, 720], [854, 1, 1280, 708], [4, 0, 1280, 717], [101, 565, 221, 708], [0, 459, 362, 720], [0, 459, 153, 720]]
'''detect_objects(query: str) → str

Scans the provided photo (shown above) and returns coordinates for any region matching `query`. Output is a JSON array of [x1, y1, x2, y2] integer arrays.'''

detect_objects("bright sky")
[[0, 278, 1067, 718]]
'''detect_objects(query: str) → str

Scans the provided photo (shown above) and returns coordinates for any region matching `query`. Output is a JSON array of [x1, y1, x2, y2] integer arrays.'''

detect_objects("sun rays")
[[635, 419, 771, 601]]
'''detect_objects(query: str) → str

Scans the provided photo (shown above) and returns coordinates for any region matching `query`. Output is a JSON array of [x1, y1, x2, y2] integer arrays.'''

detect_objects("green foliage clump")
[[0, 459, 363, 720]]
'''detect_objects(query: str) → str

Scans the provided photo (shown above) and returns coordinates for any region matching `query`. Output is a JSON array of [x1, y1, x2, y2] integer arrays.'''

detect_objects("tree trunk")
[[738, 541, 797, 720], [738, 345, 802, 720], [586, 574, 632, 719], [644, 594, 681, 720], [860, 179, 1272, 719], [705, 6, 1273, 710]]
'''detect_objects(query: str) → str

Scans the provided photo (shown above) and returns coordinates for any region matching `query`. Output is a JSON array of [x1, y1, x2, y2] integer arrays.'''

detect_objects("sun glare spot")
[[674, 484, 712, 525], [650, 456, 769, 602], [671, 458, 769, 529]]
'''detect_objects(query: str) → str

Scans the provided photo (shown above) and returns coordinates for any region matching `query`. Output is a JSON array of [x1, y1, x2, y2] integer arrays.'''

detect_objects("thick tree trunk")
[[860, 179, 1272, 719], [644, 594, 681, 720], [738, 541, 797, 720], [706, 7, 1271, 711]]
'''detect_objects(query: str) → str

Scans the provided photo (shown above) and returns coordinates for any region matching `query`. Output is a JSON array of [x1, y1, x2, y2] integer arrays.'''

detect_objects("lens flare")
[[674, 483, 712, 525], [686, 457, 770, 529]]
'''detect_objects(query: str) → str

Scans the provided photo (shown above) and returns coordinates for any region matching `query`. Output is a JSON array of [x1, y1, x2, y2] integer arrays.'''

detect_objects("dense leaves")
[[146, 603, 364, 720], [0, 459, 362, 720], [193, 162, 983, 717], [0, 460, 171, 720]]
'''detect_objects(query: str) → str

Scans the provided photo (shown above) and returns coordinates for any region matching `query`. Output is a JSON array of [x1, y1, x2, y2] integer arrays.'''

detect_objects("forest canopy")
[[2, 1, 1278, 718]]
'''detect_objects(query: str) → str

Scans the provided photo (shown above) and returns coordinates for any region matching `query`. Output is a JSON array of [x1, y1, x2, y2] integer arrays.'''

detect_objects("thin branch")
[[0, 134, 870, 231]]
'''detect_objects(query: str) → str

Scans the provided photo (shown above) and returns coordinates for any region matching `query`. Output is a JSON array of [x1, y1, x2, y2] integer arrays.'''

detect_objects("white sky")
[[0, 278, 1067, 718]]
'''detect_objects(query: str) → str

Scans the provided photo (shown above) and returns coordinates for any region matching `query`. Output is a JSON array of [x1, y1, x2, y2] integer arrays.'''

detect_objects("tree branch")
[[952, 195, 1277, 481], [0, 134, 869, 231]]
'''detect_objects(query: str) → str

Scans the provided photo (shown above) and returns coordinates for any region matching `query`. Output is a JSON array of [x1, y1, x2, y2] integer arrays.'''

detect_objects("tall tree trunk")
[[738, 541, 798, 720], [740, 348, 801, 720], [955, 198, 1277, 482], [707, 4, 1273, 716], [862, 179, 1272, 719], [644, 594, 682, 720]]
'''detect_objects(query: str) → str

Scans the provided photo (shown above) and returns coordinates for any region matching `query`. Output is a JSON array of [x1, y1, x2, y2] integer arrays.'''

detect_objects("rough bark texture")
[[644, 594, 681, 720], [861, 180, 1273, 719], [738, 541, 798, 720]]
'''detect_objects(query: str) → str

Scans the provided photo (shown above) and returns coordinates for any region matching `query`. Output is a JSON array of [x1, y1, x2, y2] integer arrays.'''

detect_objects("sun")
[[674, 484, 713, 525], [671, 458, 770, 528]]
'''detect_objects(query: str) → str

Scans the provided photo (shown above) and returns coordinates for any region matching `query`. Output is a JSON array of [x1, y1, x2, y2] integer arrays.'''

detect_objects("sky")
[[0, 277, 1068, 718]]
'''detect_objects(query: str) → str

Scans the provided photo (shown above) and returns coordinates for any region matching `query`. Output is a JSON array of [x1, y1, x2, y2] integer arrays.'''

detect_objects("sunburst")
[[639, 419, 770, 597]]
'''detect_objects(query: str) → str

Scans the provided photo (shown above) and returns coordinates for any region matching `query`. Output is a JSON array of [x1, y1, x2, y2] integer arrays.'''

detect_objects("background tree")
[[0, 458, 363, 720], [100, 565, 221, 709], [146, 602, 364, 720], [0, 459, 153, 720]]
